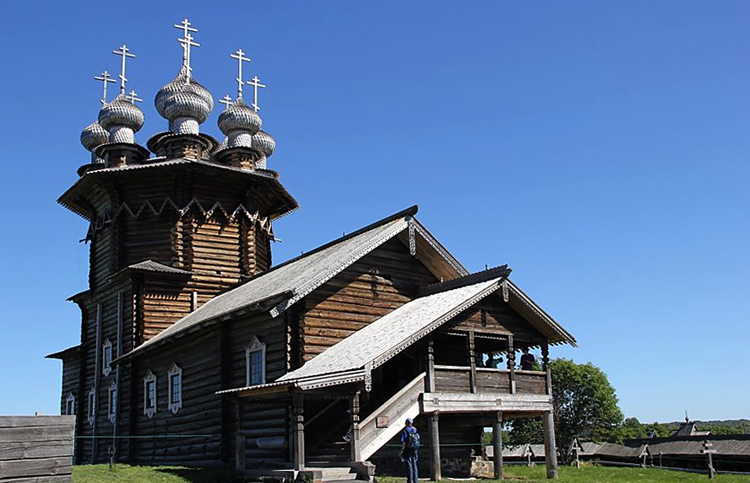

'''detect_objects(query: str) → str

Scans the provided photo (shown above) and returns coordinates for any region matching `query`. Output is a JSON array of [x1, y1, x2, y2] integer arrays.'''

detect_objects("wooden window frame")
[[167, 364, 183, 415], [143, 370, 157, 419], [245, 336, 266, 387], [87, 388, 96, 426], [107, 382, 117, 424], [65, 393, 75, 416], [102, 339, 113, 377]]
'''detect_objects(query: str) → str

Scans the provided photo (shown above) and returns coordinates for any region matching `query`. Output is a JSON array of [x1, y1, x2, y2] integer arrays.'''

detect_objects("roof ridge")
[[417, 264, 511, 297], [233, 205, 419, 288]]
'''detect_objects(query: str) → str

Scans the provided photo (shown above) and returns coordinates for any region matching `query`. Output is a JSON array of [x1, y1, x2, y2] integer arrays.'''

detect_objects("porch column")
[[493, 411, 503, 480], [426, 338, 435, 392], [507, 335, 516, 394], [429, 412, 441, 481], [293, 393, 305, 470], [467, 331, 477, 393], [542, 342, 551, 395], [542, 411, 558, 479], [349, 392, 361, 462]]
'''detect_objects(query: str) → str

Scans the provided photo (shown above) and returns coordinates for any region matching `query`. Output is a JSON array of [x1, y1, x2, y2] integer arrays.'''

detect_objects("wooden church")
[[47, 20, 576, 481]]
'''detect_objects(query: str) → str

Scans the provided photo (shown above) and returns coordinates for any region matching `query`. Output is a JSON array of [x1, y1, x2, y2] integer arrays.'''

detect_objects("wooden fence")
[[0, 416, 75, 482]]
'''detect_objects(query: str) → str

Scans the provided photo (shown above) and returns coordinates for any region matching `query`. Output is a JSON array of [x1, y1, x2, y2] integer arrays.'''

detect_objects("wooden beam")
[[542, 411, 558, 480], [429, 413, 441, 481], [507, 335, 516, 395], [350, 392, 361, 462], [293, 393, 305, 470], [426, 338, 435, 393], [493, 411, 503, 480], [467, 331, 477, 394]]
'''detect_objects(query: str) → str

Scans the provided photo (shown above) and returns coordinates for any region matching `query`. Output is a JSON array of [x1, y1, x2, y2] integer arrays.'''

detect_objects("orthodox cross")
[[174, 19, 199, 83], [247, 76, 266, 112], [229, 49, 251, 98], [112, 45, 135, 96], [94, 71, 116, 105], [219, 94, 234, 110], [126, 90, 143, 104]]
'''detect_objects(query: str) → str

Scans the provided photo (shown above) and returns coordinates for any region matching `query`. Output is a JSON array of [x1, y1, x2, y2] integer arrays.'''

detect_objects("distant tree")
[[550, 359, 623, 463], [503, 359, 623, 462]]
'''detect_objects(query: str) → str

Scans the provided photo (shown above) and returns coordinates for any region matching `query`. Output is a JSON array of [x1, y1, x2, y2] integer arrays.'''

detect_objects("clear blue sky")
[[1, 1, 748, 423]]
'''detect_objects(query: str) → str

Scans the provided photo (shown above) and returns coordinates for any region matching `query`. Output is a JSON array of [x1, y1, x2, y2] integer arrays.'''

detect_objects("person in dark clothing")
[[520, 348, 536, 370], [398, 418, 419, 483]]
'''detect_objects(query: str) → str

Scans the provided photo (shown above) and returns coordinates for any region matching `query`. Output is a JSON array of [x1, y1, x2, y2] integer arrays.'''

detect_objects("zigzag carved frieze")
[[86, 197, 273, 239]]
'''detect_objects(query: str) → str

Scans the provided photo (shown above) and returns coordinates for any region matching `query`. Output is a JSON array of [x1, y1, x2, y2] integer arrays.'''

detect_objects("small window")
[[87, 388, 96, 425], [65, 393, 75, 416], [167, 364, 183, 414], [107, 383, 117, 423], [143, 370, 157, 419], [245, 336, 266, 386], [102, 339, 113, 377]]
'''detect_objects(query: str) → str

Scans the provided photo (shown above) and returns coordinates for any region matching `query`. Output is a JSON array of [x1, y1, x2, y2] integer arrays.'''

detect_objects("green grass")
[[73, 464, 240, 483], [377, 465, 750, 483]]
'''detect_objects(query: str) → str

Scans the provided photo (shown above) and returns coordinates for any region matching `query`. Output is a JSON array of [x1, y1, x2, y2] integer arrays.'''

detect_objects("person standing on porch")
[[520, 348, 536, 370], [399, 418, 420, 483]]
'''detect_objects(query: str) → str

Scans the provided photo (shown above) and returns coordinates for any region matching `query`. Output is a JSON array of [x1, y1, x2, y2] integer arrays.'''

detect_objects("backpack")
[[405, 428, 420, 451]]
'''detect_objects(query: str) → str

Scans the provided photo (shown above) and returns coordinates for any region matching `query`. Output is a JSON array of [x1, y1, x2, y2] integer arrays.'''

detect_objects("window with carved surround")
[[143, 370, 157, 419], [65, 393, 75, 416], [107, 382, 117, 423], [245, 336, 266, 386], [102, 339, 113, 377], [87, 388, 96, 425], [167, 364, 183, 414]]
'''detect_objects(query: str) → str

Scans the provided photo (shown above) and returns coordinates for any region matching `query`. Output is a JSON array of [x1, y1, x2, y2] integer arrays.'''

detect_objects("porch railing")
[[433, 365, 548, 395]]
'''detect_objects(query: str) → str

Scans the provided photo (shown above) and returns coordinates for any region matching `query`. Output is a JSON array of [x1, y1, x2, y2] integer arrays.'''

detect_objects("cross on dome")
[[94, 71, 116, 105], [229, 48, 251, 98], [174, 19, 199, 83], [219, 94, 234, 110], [247, 76, 266, 112], [112, 45, 136, 95], [126, 90, 143, 104]]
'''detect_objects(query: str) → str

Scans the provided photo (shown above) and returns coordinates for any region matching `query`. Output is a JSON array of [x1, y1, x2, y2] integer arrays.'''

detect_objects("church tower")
[[52, 20, 297, 462]]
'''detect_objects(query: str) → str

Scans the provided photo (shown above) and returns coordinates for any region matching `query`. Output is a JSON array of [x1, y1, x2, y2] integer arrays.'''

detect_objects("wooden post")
[[293, 393, 305, 470], [542, 342, 551, 395], [467, 331, 477, 393], [507, 335, 516, 394], [493, 411, 503, 480], [702, 440, 716, 479], [542, 411, 558, 479], [350, 392, 361, 462], [426, 338, 436, 393], [429, 412, 441, 481]]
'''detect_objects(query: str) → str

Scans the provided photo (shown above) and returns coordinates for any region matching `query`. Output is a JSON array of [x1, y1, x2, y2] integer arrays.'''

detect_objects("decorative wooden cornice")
[[418, 265, 512, 298]]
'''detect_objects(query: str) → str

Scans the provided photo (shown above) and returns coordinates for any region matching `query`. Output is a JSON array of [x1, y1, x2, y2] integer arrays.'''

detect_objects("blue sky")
[[1, 1, 748, 423]]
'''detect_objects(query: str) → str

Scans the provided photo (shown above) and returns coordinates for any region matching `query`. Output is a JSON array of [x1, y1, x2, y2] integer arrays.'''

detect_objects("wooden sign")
[[376, 416, 389, 428]]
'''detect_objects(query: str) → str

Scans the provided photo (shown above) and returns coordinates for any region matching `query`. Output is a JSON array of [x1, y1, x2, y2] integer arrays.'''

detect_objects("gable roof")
[[119, 205, 467, 361], [218, 275, 507, 397]]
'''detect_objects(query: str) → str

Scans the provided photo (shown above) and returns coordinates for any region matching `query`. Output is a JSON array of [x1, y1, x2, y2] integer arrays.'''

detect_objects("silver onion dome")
[[98, 95, 145, 144], [80, 121, 109, 151], [252, 130, 276, 158], [217, 97, 262, 137], [155, 66, 214, 118]]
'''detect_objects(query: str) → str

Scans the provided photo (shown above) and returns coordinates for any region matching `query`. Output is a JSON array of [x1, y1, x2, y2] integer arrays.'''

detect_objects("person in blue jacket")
[[398, 418, 420, 483]]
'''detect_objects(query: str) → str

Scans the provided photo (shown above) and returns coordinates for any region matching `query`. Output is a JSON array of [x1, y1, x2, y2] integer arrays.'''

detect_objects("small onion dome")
[[155, 66, 214, 118], [215, 136, 229, 152], [80, 121, 109, 152], [218, 97, 262, 139], [98, 95, 145, 144], [252, 130, 276, 158]]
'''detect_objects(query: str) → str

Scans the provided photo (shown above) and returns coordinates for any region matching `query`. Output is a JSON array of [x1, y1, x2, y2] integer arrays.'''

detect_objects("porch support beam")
[[542, 410, 558, 479], [493, 411, 503, 480], [350, 392, 361, 462], [429, 412, 441, 481], [507, 335, 516, 394], [467, 331, 477, 394], [293, 393, 305, 470]]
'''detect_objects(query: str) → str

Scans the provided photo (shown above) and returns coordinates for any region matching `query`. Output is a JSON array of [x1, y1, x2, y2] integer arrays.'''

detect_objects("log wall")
[[0, 416, 75, 482]]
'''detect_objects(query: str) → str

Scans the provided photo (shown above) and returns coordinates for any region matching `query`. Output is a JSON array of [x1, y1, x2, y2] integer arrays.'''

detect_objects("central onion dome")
[[155, 67, 214, 135], [217, 97, 262, 148], [98, 95, 145, 144], [80, 121, 109, 163]]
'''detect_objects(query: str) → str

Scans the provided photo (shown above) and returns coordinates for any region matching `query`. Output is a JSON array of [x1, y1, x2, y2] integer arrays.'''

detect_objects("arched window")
[[143, 370, 157, 419], [168, 364, 183, 414], [87, 388, 96, 425], [65, 393, 75, 416], [246, 336, 266, 386], [102, 339, 113, 376]]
